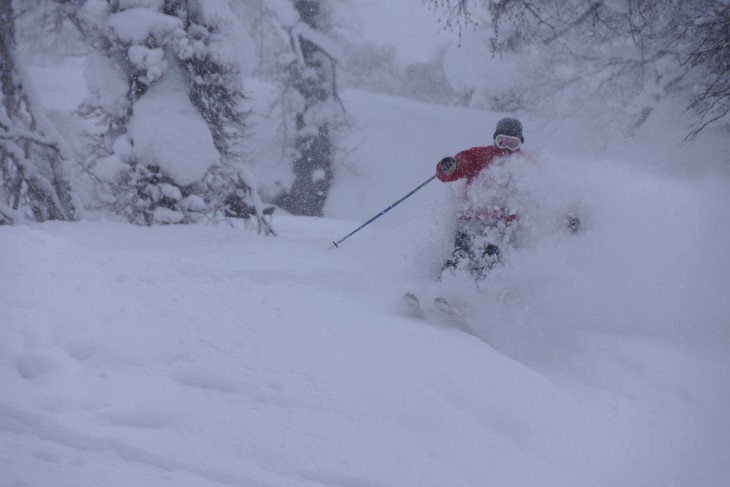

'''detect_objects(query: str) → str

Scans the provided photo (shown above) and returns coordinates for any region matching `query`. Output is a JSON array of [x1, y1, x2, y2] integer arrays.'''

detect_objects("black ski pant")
[[441, 229, 502, 280]]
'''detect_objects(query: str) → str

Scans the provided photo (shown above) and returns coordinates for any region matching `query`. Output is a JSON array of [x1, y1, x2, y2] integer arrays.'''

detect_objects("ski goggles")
[[495, 134, 521, 151]]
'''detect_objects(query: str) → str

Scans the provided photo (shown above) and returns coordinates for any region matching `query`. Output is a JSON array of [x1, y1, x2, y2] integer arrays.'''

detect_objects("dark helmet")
[[493, 117, 524, 143]]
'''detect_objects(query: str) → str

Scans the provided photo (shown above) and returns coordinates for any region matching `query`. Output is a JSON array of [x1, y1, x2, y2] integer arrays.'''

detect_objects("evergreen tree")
[[68, 0, 273, 233], [273, 0, 343, 217], [424, 0, 730, 138], [0, 0, 79, 225]]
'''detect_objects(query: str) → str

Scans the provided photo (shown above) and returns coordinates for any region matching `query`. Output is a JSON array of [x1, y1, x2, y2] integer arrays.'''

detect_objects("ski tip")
[[403, 292, 419, 303], [403, 292, 425, 318], [433, 297, 453, 314]]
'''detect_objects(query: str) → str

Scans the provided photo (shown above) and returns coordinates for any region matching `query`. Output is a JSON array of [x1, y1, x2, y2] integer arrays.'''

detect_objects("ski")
[[404, 292, 456, 319], [403, 292, 476, 336], [403, 292, 466, 326], [433, 296, 455, 315], [403, 292, 425, 318]]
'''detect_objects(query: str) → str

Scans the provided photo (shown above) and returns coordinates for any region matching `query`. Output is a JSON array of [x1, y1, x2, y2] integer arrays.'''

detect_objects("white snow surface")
[[4, 86, 730, 486]]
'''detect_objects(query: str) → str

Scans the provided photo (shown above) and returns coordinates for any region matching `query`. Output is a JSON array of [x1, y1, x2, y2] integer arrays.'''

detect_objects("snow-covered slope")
[[2, 88, 729, 486]]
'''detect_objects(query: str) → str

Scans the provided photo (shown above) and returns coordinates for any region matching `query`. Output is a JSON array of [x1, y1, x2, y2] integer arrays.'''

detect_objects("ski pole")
[[330, 173, 438, 249]]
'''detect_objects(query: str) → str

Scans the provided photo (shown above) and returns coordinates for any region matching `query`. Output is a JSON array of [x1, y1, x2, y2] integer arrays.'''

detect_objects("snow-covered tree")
[[272, 0, 341, 216], [679, 1, 730, 140], [65, 0, 273, 232], [0, 0, 79, 224], [241, 0, 345, 217], [424, 0, 730, 139]]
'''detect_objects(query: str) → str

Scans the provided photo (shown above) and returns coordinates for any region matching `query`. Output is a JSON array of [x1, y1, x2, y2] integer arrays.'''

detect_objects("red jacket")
[[436, 145, 521, 225]]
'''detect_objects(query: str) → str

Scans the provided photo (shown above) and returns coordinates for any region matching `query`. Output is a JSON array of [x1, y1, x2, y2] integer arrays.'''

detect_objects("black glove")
[[566, 213, 580, 233], [438, 156, 458, 175]]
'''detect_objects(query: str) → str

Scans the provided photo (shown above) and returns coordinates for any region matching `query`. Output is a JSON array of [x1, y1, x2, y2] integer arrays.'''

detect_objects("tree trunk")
[[275, 0, 336, 217], [0, 0, 77, 223]]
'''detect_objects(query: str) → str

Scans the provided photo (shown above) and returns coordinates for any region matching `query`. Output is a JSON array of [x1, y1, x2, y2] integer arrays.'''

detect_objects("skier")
[[435, 117, 579, 280]]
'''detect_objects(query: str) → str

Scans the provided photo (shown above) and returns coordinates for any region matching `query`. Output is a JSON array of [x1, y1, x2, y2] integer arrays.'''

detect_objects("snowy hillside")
[[2, 85, 730, 486]]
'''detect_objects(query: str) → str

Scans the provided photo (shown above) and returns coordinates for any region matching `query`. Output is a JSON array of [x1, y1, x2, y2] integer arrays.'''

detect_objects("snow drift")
[[2, 83, 729, 486]]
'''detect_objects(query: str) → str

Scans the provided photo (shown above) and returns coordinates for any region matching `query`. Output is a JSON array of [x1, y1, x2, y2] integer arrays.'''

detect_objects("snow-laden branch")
[[292, 22, 343, 63], [0, 128, 57, 149]]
